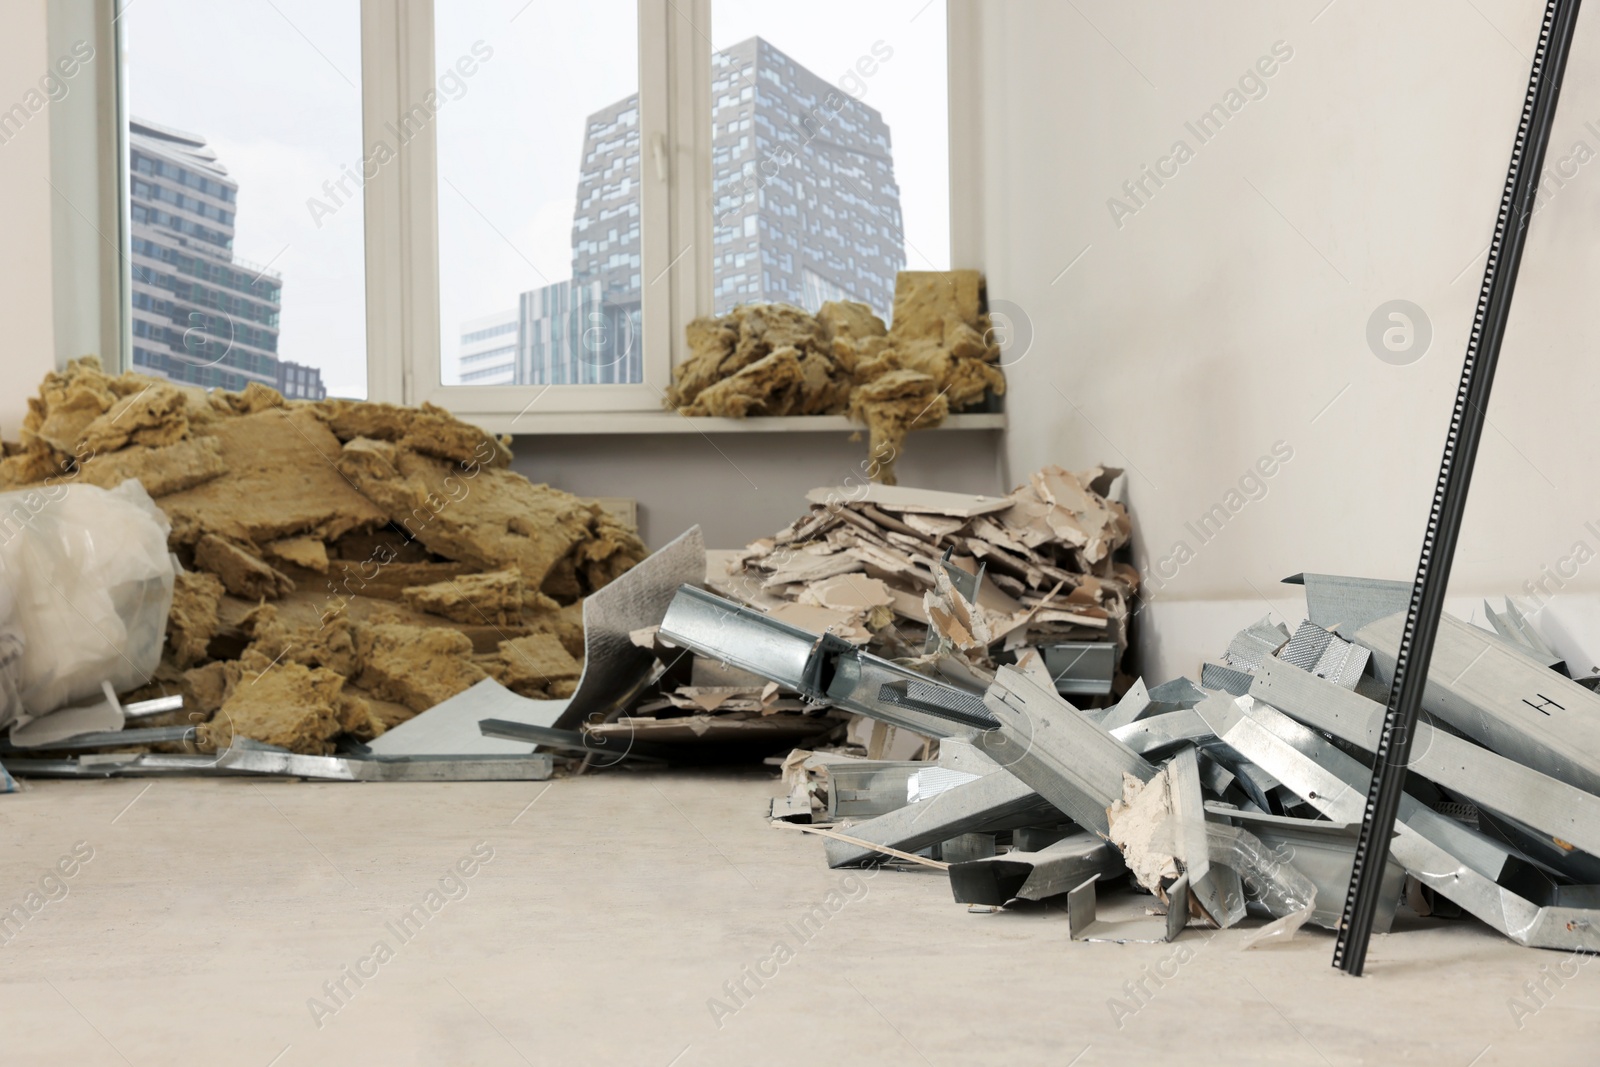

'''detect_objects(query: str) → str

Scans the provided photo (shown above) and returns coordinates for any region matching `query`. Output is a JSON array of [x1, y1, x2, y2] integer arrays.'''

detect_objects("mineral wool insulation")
[[0, 358, 647, 754]]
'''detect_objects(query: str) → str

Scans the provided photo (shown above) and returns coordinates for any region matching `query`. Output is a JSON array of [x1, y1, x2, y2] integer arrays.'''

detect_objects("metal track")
[[1334, 0, 1583, 975]]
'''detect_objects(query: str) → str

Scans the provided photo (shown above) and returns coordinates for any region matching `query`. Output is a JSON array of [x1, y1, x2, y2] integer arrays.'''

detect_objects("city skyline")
[[457, 35, 907, 387]]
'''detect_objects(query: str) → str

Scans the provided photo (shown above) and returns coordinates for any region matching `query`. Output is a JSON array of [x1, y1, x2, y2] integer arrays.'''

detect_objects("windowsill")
[[487, 411, 1007, 436]]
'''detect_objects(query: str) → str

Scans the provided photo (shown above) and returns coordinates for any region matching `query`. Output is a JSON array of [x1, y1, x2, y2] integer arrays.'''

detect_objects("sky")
[[127, 0, 948, 396]]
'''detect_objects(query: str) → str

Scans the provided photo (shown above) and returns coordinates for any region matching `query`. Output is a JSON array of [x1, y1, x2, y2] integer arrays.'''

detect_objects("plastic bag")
[[0, 478, 175, 728]]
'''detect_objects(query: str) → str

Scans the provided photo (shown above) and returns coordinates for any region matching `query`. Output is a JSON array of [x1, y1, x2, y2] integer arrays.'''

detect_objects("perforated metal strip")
[[1333, 0, 1584, 976]]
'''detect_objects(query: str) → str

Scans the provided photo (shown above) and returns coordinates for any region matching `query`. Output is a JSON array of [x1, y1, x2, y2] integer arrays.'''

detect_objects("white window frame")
[[93, 0, 978, 432]]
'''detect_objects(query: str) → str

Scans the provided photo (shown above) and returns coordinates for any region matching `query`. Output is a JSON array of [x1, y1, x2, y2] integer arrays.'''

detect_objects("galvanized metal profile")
[[1251, 658, 1600, 861], [1169, 744, 1246, 927], [821, 769, 1052, 868], [1354, 609, 1600, 797], [1199, 696, 1600, 952], [214, 748, 555, 782], [948, 831, 1125, 906], [979, 666, 1156, 836], [1068, 872, 1189, 943]]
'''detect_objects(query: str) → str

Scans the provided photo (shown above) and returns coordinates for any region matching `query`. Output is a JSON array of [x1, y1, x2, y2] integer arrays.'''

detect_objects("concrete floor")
[[1, 769, 1596, 1067]]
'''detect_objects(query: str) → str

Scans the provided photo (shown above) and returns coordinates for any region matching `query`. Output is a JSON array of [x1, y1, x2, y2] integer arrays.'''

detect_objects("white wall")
[[972, 0, 1600, 679], [0, 0, 59, 437]]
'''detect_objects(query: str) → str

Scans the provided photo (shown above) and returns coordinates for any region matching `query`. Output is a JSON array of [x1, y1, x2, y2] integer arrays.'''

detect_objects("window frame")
[[102, 0, 977, 431]]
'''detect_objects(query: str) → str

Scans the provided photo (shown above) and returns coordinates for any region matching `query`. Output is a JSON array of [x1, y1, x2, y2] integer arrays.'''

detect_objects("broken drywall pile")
[[0, 358, 647, 754], [659, 572, 1600, 957], [709, 466, 1135, 687], [665, 270, 1005, 483]]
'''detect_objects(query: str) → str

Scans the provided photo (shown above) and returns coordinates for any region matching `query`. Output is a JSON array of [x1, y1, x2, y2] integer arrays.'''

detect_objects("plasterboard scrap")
[[805, 484, 1012, 518], [766, 603, 873, 645], [761, 550, 864, 588], [845, 714, 932, 761], [1105, 771, 1180, 895], [1225, 616, 1291, 670], [365, 678, 565, 757], [1354, 608, 1600, 797]]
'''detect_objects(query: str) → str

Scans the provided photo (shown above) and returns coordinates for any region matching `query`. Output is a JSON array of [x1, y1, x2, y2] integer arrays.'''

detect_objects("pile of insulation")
[[0, 358, 647, 754], [708, 466, 1137, 678], [665, 270, 1005, 484]]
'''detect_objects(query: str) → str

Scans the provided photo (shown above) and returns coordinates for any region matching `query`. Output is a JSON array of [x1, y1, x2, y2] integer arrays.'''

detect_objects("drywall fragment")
[[403, 568, 524, 625], [1105, 771, 1181, 896], [264, 536, 329, 574], [167, 569, 226, 668], [194, 535, 296, 600], [355, 619, 489, 713]]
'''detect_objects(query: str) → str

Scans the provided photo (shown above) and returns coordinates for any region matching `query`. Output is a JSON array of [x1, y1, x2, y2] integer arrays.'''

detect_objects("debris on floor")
[[659, 568, 1600, 956], [0, 358, 647, 759], [664, 270, 1006, 483], [708, 465, 1135, 689]]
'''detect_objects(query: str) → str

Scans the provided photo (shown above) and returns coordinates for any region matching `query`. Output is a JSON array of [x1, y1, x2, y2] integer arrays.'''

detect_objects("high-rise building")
[[458, 308, 518, 384], [467, 36, 904, 386], [128, 118, 326, 399], [707, 37, 905, 317]]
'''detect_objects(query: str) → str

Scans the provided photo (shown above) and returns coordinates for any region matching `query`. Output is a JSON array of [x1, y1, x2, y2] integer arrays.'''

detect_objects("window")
[[105, 0, 965, 427], [434, 1, 644, 389], [124, 1, 367, 400]]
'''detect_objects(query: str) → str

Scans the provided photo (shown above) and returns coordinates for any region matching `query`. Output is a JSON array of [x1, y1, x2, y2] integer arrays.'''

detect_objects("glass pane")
[[436, 1, 642, 386], [711, 1, 949, 321], [125, 1, 366, 399]]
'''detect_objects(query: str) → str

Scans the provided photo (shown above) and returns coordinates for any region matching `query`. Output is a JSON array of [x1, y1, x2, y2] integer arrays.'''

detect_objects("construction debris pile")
[[708, 468, 1136, 691], [0, 358, 647, 757], [665, 270, 1005, 483], [660, 571, 1600, 955]]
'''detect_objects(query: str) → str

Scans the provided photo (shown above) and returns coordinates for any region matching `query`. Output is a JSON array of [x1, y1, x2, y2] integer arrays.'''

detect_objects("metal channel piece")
[[1198, 694, 1518, 881], [1354, 609, 1600, 797], [213, 748, 554, 781], [1252, 658, 1600, 862], [949, 831, 1125, 906], [1109, 709, 1212, 757], [1169, 745, 1247, 927], [980, 666, 1156, 836], [1068, 873, 1190, 943], [1, 725, 196, 752], [824, 761, 928, 819], [476, 718, 670, 763], [1199, 695, 1600, 953], [822, 769, 1051, 868]]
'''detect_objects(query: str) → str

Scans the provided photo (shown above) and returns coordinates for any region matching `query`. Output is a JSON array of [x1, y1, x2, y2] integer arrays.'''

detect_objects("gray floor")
[[1, 769, 1596, 1066]]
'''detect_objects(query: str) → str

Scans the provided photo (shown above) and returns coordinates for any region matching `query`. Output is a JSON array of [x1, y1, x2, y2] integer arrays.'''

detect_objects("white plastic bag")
[[0, 478, 175, 728]]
